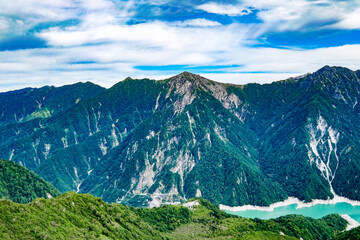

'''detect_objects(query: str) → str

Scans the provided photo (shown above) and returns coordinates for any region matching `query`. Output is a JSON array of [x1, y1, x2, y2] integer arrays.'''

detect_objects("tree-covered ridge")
[[335, 225, 360, 240], [0, 159, 60, 203], [0, 193, 349, 240]]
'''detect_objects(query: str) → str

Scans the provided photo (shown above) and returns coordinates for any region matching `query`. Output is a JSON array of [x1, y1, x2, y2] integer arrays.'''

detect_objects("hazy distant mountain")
[[0, 82, 105, 126], [1, 66, 360, 207]]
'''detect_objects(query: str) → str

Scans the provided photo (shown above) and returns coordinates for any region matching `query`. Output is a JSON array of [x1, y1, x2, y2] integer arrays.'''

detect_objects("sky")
[[0, 0, 360, 91]]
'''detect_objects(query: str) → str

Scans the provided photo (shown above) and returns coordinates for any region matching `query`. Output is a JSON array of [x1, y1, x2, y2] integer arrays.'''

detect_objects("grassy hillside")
[[0, 159, 60, 203], [0, 193, 348, 240], [0, 192, 162, 240]]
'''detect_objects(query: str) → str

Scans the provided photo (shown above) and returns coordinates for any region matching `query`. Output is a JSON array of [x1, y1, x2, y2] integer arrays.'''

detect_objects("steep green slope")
[[240, 76, 334, 201], [0, 159, 60, 203], [335, 226, 360, 240], [35, 78, 166, 193], [0, 193, 348, 240], [0, 78, 165, 188], [79, 73, 286, 206], [238, 66, 360, 201]]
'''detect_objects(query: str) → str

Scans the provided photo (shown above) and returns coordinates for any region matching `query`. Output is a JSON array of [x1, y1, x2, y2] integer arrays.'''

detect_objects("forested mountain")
[[1, 66, 360, 207], [0, 192, 348, 240], [0, 159, 60, 203]]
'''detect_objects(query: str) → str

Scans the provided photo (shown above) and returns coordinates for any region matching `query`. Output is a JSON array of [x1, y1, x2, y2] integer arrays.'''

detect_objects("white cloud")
[[1, 35, 360, 92], [201, 72, 300, 85], [197, 2, 253, 16], [0, 0, 79, 38], [0, 0, 78, 21], [173, 19, 221, 27], [0, 0, 118, 38], [82, 0, 114, 10], [0, 0, 360, 92], [0, 17, 10, 31], [329, 8, 360, 29], [37, 21, 248, 54], [197, 0, 360, 33], [246, 0, 360, 33]]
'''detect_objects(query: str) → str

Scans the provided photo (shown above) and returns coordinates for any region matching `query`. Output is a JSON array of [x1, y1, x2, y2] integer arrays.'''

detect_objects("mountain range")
[[1, 65, 360, 207]]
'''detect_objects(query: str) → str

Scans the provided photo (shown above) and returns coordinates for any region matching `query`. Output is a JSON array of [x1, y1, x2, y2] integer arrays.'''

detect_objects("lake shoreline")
[[341, 214, 360, 231], [219, 195, 360, 212], [220, 196, 360, 231]]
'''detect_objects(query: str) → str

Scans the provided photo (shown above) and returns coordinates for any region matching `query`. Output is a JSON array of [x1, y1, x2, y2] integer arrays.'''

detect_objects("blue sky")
[[0, 0, 360, 91]]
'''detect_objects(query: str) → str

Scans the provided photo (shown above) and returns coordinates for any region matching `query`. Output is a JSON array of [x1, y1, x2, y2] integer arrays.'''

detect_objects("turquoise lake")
[[223, 202, 360, 222]]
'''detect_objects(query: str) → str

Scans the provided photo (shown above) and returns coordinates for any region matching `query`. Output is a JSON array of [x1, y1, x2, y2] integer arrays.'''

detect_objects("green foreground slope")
[[0, 193, 348, 240], [0, 159, 60, 203], [0, 192, 162, 240], [335, 226, 360, 240]]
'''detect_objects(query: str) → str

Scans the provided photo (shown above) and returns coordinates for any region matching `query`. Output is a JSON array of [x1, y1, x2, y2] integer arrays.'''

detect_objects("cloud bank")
[[0, 0, 359, 91]]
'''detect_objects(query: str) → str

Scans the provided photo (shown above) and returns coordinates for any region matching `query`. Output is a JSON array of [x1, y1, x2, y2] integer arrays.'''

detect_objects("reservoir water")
[[223, 202, 360, 223]]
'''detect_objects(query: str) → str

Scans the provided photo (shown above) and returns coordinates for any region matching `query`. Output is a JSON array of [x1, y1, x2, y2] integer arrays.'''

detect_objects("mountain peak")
[[298, 65, 358, 89], [175, 71, 203, 80], [313, 65, 353, 76], [178, 71, 192, 76], [168, 71, 212, 87], [316, 65, 332, 72]]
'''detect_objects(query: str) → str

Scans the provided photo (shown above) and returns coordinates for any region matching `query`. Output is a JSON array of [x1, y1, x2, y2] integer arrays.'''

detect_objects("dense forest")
[[0, 159, 60, 203]]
